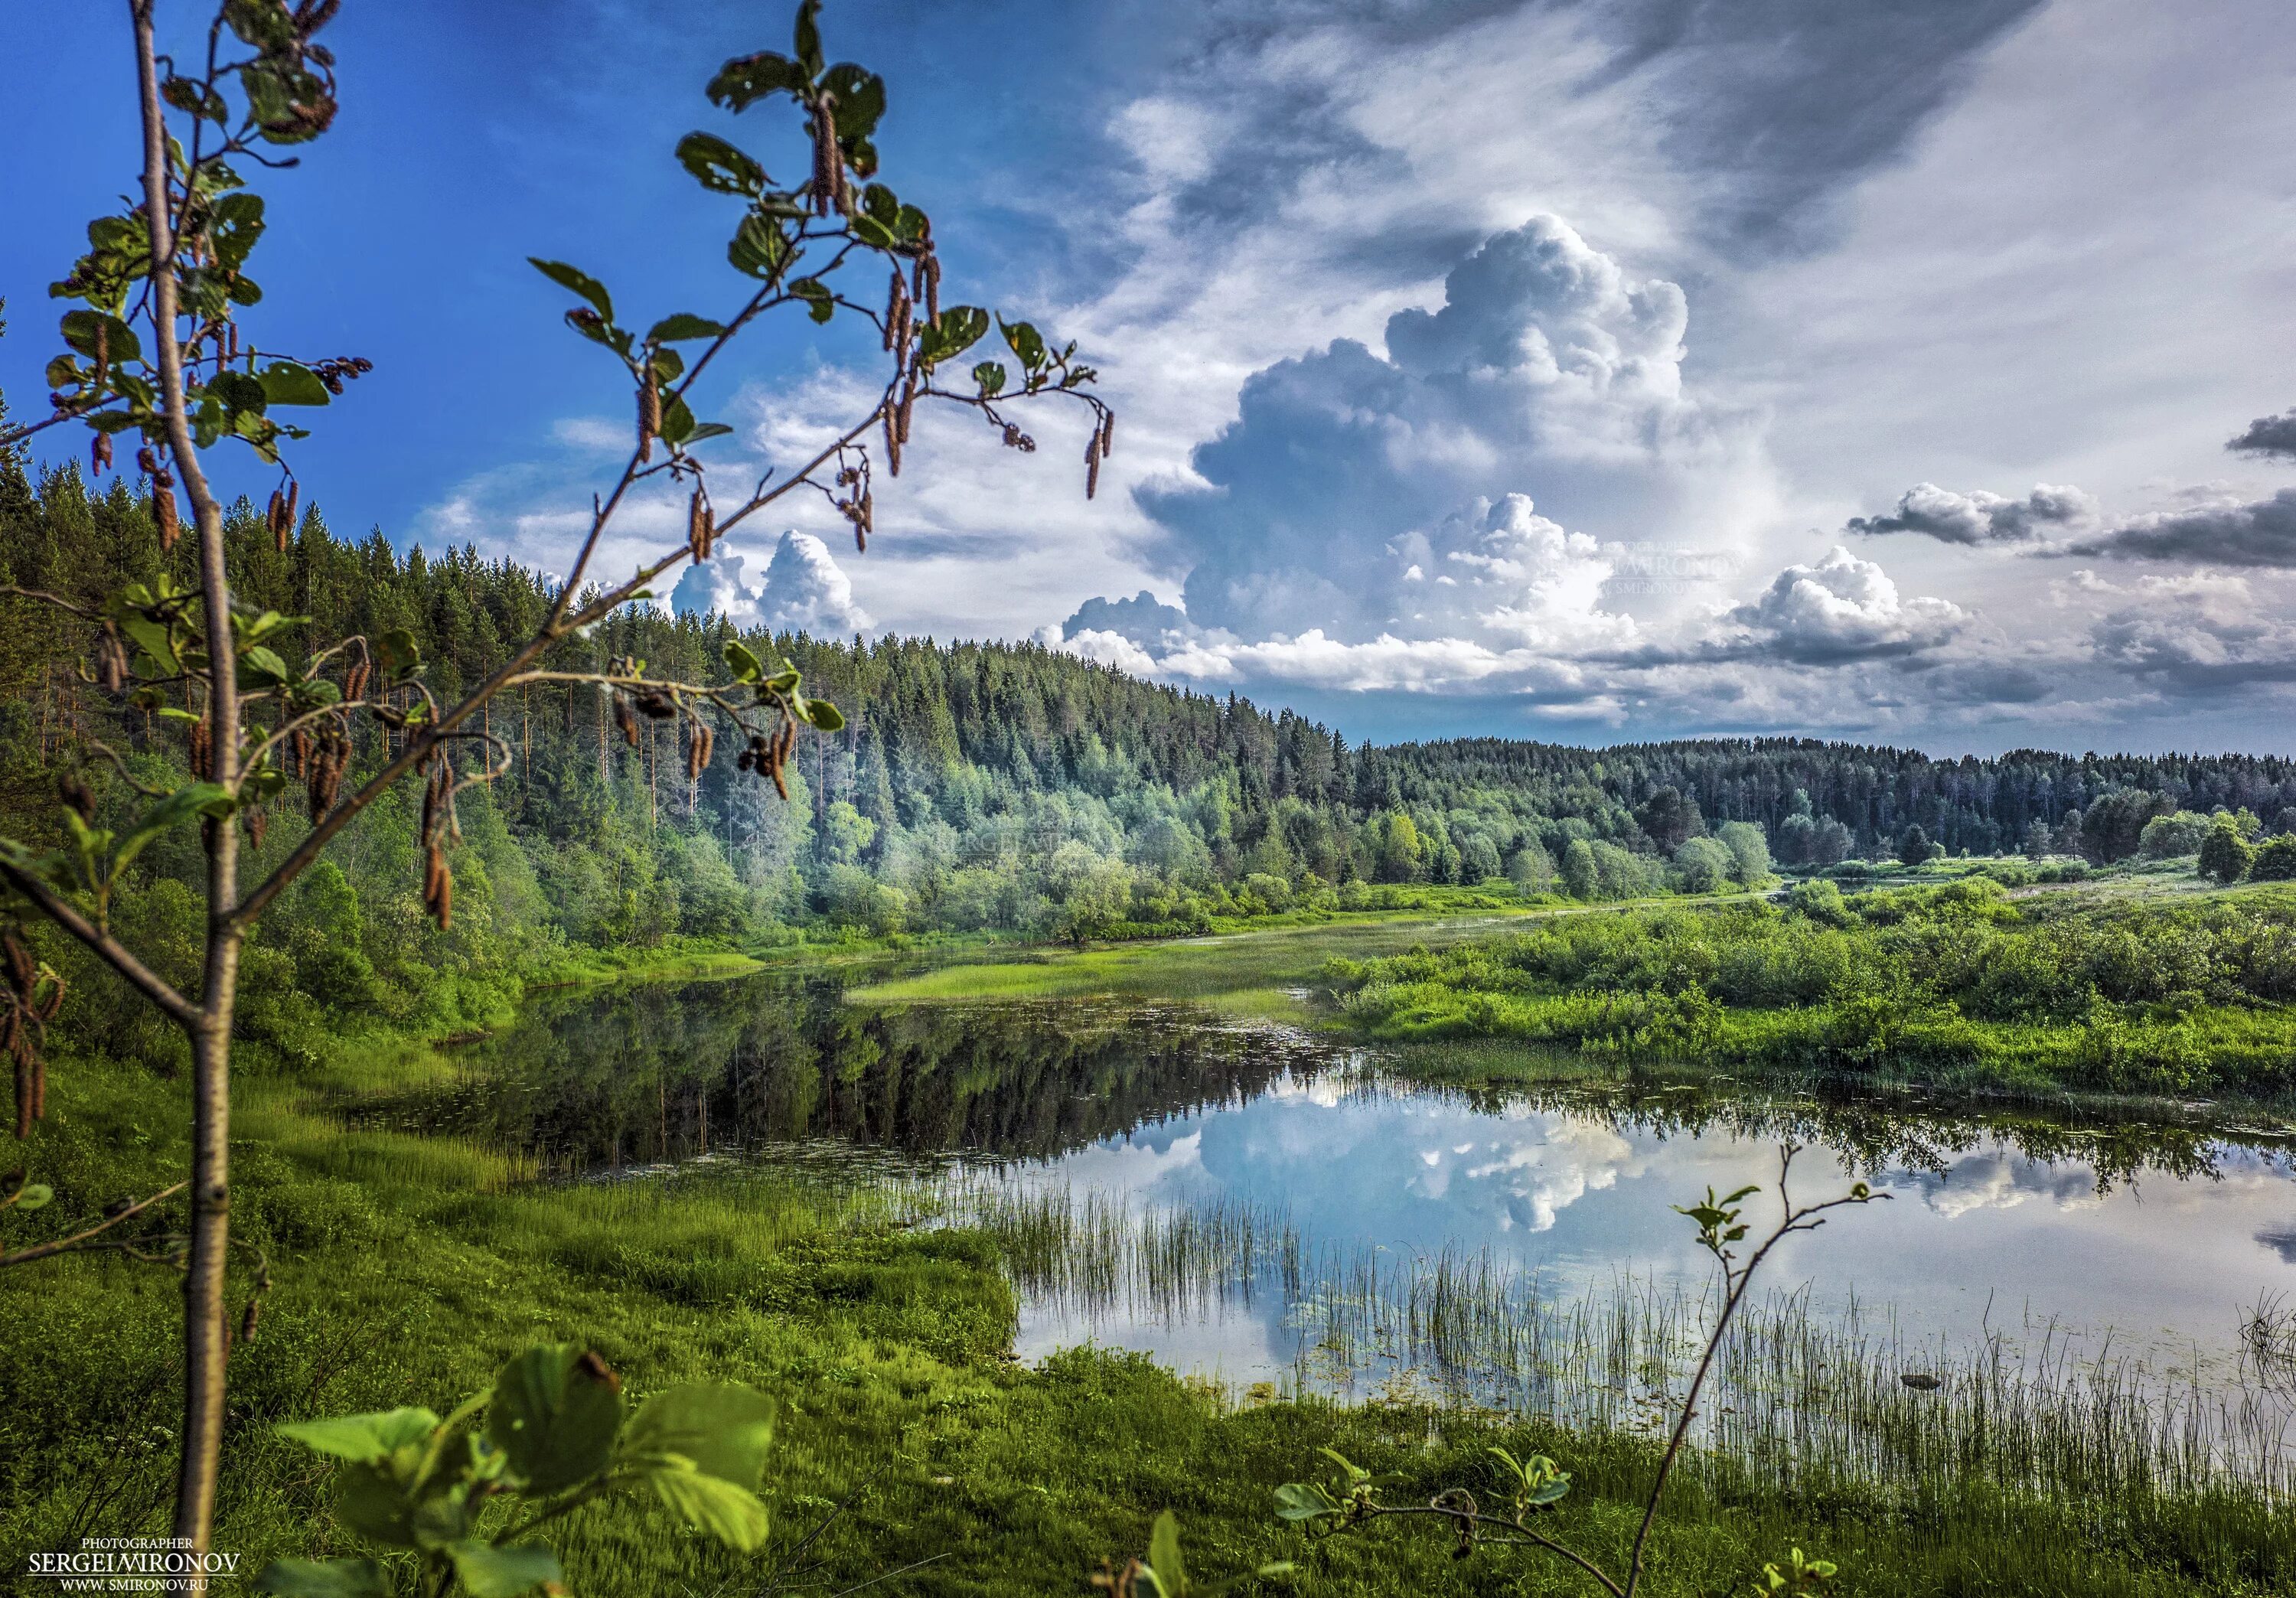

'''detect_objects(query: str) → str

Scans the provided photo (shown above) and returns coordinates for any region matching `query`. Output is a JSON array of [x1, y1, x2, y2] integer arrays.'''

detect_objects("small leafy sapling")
[[258, 1343, 775, 1598], [1751, 1547, 1838, 1597], [1268, 1147, 1883, 1597], [1090, 1511, 1293, 1598], [0, 0, 1110, 1565]]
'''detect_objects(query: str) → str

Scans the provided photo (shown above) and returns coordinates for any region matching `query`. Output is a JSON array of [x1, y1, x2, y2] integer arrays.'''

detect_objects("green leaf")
[[723, 640, 764, 683], [850, 214, 897, 249], [335, 1460, 418, 1547], [792, 0, 824, 78], [259, 362, 330, 407], [1000, 317, 1046, 372], [674, 132, 766, 197], [162, 74, 229, 123], [622, 1382, 774, 1486], [484, 1345, 623, 1495], [566, 309, 628, 351], [276, 1407, 441, 1463], [60, 309, 142, 365], [647, 312, 727, 343], [1525, 1475, 1572, 1507], [1146, 1512, 1187, 1596], [790, 278, 834, 324], [253, 1558, 390, 1597], [684, 422, 735, 444], [707, 50, 809, 112], [649, 346, 685, 383], [445, 1541, 561, 1598], [211, 369, 269, 416], [1272, 1481, 1340, 1522], [113, 783, 237, 876], [210, 191, 267, 269], [972, 360, 1006, 398], [821, 64, 885, 141], [377, 628, 422, 680], [729, 213, 792, 280], [644, 1462, 771, 1552], [121, 615, 181, 674], [527, 258, 613, 322], [917, 306, 990, 369], [861, 183, 899, 226], [242, 646, 292, 686], [658, 394, 696, 447], [799, 698, 843, 732], [13, 1183, 53, 1212]]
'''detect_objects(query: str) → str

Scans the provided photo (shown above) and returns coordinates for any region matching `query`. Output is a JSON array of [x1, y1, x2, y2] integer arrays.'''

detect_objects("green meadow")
[[5, 889, 2294, 1595]]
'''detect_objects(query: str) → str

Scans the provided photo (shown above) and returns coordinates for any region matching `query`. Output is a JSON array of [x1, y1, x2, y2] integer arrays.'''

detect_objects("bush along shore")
[[1324, 878, 2296, 1102]]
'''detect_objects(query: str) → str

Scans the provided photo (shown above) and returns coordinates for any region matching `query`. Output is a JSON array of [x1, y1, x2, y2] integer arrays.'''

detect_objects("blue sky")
[[5, 1, 2294, 754]]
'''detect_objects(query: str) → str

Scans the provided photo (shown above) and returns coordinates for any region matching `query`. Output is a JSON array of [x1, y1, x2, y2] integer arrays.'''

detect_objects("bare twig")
[[0, 1181, 188, 1267], [0, 857, 200, 1027]]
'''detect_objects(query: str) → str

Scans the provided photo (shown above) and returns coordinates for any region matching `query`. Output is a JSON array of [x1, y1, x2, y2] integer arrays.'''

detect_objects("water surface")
[[362, 970, 2296, 1395]]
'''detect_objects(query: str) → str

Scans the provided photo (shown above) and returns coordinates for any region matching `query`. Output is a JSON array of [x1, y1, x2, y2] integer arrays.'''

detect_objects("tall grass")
[[944, 1177, 2296, 1518]]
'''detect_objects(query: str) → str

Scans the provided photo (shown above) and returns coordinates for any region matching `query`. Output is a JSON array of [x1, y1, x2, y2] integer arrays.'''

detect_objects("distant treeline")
[[5, 458, 2293, 979]]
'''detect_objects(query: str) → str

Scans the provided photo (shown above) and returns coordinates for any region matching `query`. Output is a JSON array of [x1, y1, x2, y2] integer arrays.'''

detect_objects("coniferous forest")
[[11, 458, 2296, 992]]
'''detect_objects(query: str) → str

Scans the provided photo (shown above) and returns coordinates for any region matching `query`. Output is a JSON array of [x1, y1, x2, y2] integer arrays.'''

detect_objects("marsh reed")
[[941, 1176, 2296, 1510]]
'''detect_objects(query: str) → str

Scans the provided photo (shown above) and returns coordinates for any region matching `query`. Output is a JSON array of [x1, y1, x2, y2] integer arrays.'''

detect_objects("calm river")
[[355, 967, 2296, 1410]]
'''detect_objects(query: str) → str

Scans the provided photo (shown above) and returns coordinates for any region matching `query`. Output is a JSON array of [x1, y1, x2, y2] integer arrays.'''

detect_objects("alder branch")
[[0, 1182, 188, 1268], [0, 585, 99, 621], [0, 857, 201, 1029]]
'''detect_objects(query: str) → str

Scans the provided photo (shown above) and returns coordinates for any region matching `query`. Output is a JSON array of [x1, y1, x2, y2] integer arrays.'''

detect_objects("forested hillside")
[[8, 457, 2295, 990]]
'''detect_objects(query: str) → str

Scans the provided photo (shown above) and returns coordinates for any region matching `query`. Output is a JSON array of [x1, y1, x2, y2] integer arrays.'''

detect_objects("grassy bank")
[[5, 911, 2294, 1595], [849, 895, 1789, 1022], [1326, 878, 2296, 1103], [7, 1036, 2292, 1596]]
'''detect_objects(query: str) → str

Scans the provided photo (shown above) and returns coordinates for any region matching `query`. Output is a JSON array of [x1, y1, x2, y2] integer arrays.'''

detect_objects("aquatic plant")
[[1267, 1149, 1880, 1594]]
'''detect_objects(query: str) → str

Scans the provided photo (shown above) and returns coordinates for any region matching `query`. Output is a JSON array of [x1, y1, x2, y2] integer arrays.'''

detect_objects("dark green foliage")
[[1331, 882, 2296, 1097], [2200, 817, 2253, 885], [2252, 834, 2296, 881]]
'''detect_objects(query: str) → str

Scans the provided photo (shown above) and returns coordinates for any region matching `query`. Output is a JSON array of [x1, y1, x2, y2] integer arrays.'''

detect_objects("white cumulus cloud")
[[670, 530, 872, 637]]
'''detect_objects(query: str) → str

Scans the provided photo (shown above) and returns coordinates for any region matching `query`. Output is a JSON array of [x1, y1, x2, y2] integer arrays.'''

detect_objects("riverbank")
[[5, 916, 2294, 1595], [1317, 879, 2296, 1110]]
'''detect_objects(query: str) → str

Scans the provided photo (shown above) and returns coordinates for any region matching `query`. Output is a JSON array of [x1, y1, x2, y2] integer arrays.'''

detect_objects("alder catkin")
[[282, 479, 300, 545], [1101, 411, 1115, 459], [154, 486, 179, 551], [688, 488, 713, 562], [637, 370, 660, 463], [1085, 433, 1100, 500]]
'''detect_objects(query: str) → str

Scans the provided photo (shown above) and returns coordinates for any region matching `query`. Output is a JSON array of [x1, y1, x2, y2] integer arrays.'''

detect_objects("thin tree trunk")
[[135, 2, 242, 1569]]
